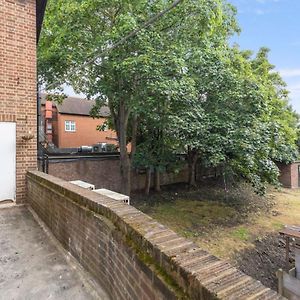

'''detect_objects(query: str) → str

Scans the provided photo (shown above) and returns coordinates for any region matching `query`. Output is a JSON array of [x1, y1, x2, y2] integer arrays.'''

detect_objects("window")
[[65, 120, 76, 132], [46, 123, 52, 134], [103, 123, 109, 131]]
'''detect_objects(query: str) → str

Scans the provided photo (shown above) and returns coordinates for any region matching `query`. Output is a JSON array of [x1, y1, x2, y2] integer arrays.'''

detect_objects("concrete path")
[[0, 206, 109, 300]]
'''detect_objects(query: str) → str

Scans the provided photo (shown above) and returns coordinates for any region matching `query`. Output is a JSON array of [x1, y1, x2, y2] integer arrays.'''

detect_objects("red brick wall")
[[0, 0, 37, 203], [48, 158, 300, 192], [27, 171, 281, 299], [278, 163, 292, 188], [41, 104, 58, 145], [46, 158, 189, 192], [278, 163, 300, 189], [290, 163, 299, 188], [57, 114, 117, 148]]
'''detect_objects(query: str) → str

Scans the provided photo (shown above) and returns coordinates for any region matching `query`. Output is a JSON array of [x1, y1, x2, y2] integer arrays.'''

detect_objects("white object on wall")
[[93, 188, 130, 205], [69, 180, 95, 190]]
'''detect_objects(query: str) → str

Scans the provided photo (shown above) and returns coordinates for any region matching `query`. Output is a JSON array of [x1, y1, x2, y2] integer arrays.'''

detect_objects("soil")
[[233, 233, 286, 290]]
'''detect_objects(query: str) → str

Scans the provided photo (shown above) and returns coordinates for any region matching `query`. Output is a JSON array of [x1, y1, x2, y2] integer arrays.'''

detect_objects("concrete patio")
[[0, 205, 109, 300]]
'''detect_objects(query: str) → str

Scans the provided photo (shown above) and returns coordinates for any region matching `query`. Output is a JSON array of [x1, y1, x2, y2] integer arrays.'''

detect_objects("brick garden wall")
[[277, 162, 300, 189], [47, 157, 300, 192], [290, 163, 299, 189], [0, 0, 37, 202], [27, 170, 282, 300], [277, 164, 292, 188], [46, 157, 189, 192]]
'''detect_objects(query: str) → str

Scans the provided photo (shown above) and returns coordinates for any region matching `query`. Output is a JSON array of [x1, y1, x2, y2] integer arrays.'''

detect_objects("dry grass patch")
[[132, 184, 300, 290]]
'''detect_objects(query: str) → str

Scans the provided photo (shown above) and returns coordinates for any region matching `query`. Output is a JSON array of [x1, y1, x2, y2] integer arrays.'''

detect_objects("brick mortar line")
[[27, 171, 284, 299], [28, 172, 187, 298]]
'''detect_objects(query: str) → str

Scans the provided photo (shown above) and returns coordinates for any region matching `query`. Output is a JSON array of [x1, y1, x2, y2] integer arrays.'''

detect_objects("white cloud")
[[287, 82, 300, 112], [289, 83, 300, 92], [288, 82, 300, 98], [232, 0, 280, 15], [289, 87, 300, 108], [279, 69, 300, 78], [255, 9, 265, 15], [290, 41, 300, 47]]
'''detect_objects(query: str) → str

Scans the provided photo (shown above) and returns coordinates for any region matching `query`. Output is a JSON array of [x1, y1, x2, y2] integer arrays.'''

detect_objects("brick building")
[[278, 161, 300, 188], [40, 95, 118, 149], [0, 0, 47, 203]]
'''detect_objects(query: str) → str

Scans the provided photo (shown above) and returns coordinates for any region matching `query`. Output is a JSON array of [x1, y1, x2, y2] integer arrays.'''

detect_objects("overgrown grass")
[[132, 182, 299, 258], [148, 199, 236, 235], [132, 183, 300, 290], [231, 227, 249, 241]]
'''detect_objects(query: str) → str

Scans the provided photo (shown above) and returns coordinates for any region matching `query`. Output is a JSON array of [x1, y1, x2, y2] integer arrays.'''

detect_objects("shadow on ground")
[[132, 181, 276, 231]]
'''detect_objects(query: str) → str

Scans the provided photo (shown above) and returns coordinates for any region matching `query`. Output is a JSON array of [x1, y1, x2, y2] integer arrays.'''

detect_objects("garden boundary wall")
[[277, 162, 300, 189], [27, 170, 283, 299], [39, 153, 223, 193], [40, 153, 188, 192]]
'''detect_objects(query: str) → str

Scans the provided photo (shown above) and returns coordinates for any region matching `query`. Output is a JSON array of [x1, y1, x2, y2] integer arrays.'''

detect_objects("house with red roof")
[[41, 95, 118, 149]]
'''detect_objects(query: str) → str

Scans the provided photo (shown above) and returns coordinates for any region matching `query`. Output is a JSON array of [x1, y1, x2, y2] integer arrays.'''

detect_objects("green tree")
[[250, 47, 299, 163], [38, 0, 237, 195], [133, 72, 197, 193], [171, 46, 265, 187], [171, 44, 298, 193]]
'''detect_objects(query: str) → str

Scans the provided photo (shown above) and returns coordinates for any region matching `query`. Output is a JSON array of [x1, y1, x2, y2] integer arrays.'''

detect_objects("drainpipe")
[[43, 154, 49, 174], [37, 85, 41, 150]]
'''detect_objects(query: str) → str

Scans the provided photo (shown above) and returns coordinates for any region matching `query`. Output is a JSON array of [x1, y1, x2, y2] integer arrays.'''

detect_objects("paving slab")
[[0, 206, 109, 300]]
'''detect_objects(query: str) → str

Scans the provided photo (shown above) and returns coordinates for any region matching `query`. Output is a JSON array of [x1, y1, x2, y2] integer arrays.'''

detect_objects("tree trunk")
[[118, 99, 131, 196], [154, 168, 161, 192], [130, 114, 138, 159], [120, 150, 131, 196], [187, 148, 198, 187], [144, 168, 151, 195], [130, 114, 138, 193]]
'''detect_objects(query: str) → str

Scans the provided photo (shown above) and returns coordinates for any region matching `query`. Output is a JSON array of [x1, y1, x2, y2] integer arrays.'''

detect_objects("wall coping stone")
[[27, 170, 284, 299]]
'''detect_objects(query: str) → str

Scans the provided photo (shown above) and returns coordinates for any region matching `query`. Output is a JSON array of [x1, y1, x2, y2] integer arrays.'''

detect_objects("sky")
[[229, 0, 300, 112]]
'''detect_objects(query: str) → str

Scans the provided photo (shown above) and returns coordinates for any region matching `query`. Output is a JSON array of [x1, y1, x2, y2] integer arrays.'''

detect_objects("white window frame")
[[103, 123, 109, 131], [46, 123, 52, 134], [65, 120, 76, 132]]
